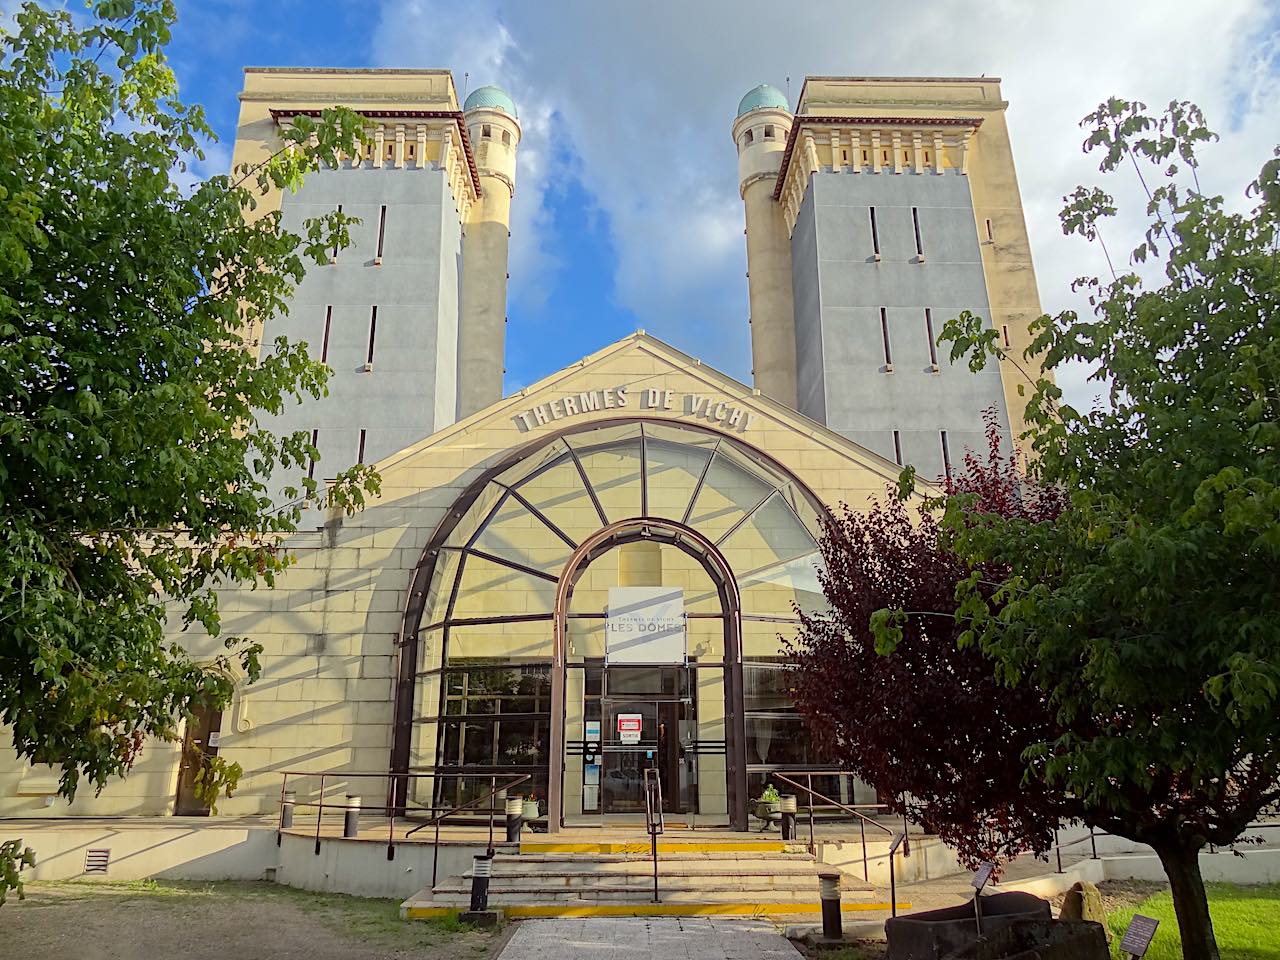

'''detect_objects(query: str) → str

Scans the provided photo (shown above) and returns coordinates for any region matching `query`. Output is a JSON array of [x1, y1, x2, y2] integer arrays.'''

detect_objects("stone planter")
[[885, 891, 1051, 960], [522, 799, 540, 821]]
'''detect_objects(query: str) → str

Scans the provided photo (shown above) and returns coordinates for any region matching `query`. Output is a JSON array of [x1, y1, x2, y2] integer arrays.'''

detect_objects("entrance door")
[[600, 667, 696, 815], [174, 704, 222, 816]]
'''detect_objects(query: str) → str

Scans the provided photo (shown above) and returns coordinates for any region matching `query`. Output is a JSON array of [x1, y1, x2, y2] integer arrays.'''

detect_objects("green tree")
[[0, 0, 378, 894], [929, 100, 1280, 960]]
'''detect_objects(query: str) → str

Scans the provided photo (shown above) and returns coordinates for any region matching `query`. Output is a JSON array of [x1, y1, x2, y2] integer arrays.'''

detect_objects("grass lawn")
[[1108, 883, 1280, 960]]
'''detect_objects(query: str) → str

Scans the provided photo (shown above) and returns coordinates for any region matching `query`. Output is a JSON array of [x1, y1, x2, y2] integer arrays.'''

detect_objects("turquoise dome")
[[463, 84, 518, 118], [736, 84, 789, 117]]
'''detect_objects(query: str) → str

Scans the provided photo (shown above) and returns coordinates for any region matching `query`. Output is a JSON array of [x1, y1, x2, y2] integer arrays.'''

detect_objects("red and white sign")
[[617, 714, 643, 744]]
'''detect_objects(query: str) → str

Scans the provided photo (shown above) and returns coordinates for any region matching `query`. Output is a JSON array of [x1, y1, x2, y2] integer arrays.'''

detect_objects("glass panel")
[[422, 549, 462, 629], [571, 426, 643, 521], [417, 628, 446, 675], [687, 615, 726, 661], [496, 438, 570, 489], [651, 545, 722, 615], [472, 492, 573, 574], [442, 665, 551, 716], [566, 616, 605, 662], [686, 450, 776, 543], [409, 716, 437, 770], [745, 715, 813, 767], [445, 620, 554, 661], [743, 663, 793, 712], [644, 433, 714, 521], [449, 554, 556, 620], [444, 481, 505, 548], [741, 618, 800, 659], [738, 550, 828, 618], [718, 491, 818, 571], [515, 454, 601, 545], [439, 717, 549, 767]]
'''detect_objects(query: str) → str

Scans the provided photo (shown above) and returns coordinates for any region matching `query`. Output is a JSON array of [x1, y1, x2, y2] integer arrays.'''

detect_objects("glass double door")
[[599, 666, 697, 815]]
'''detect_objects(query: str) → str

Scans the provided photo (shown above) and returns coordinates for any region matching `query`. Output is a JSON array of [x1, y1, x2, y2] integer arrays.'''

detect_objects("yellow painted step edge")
[[518, 841, 790, 855], [405, 901, 911, 919]]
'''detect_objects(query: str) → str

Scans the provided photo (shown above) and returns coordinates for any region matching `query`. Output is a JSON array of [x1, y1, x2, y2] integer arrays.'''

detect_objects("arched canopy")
[[391, 418, 834, 822]]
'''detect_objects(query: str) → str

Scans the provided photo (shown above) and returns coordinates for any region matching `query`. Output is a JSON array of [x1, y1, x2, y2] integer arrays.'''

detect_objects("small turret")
[[732, 85, 798, 408], [458, 85, 521, 417]]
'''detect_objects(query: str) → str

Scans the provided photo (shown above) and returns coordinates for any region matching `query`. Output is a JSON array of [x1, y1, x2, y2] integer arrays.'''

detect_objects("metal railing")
[[643, 767, 664, 904], [1052, 821, 1280, 873], [772, 772, 909, 918], [276, 769, 530, 888]]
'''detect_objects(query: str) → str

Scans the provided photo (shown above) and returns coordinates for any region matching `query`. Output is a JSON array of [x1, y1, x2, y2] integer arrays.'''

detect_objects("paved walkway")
[[497, 918, 802, 959]]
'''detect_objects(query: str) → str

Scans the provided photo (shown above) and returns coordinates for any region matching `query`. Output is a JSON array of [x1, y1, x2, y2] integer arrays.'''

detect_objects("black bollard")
[[819, 871, 843, 941], [280, 790, 296, 830], [505, 795, 524, 843], [469, 853, 493, 912], [343, 795, 360, 839], [780, 795, 797, 841]]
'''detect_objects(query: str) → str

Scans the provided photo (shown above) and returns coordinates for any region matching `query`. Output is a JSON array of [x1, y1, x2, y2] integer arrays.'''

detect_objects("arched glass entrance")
[[392, 419, 832, 830]]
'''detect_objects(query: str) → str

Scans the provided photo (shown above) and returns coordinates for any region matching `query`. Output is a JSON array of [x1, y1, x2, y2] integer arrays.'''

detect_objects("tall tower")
[[458, 85, 521, 417], [734, 76, 1045, 480], [230, 69, 519, 507], [732, 85, 798, 409]]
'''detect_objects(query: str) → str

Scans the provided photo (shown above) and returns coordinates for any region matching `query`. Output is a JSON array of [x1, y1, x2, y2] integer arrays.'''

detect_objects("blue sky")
[[161, 0, 1280, 407]]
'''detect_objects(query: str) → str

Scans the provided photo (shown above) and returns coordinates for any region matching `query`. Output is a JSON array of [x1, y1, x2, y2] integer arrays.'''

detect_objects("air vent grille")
[[84, 848, 110, 874]]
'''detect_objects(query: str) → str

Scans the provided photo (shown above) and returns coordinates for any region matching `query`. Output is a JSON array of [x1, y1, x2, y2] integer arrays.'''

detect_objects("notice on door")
[[605, 587, 686, 664], [617, 714, 643, 744]]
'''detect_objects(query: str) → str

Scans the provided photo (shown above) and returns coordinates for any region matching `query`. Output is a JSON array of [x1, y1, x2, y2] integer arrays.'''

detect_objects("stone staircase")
[[401, 837, 891, 919]]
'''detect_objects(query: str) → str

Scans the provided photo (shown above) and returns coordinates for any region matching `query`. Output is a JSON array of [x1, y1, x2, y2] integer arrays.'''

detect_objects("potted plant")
[[753, 783, 782, 831]]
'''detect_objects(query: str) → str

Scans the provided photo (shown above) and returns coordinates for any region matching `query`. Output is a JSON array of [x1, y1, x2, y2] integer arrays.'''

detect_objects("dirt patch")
[[2, 880, 501, 960], [1047, 878, 1166, 915]]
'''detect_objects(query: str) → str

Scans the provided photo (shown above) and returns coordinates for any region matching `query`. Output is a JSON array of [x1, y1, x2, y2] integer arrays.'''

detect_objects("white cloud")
[[373, 0, 1280, 408]]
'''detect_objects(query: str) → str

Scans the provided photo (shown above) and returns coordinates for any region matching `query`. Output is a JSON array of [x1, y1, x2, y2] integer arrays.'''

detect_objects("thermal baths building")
[[0, 71, 1043, 832]]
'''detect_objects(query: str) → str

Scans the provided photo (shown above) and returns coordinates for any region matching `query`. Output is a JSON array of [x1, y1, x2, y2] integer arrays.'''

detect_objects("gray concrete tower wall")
[[791, 170, 1010, 481], [262, 166, 461, 505]]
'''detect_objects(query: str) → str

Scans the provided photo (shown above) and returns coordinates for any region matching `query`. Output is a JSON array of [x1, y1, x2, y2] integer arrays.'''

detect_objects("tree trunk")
[[1153, 841, 1219, 960]]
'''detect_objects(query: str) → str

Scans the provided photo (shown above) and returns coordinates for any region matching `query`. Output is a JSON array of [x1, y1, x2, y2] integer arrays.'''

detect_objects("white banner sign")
[[605, 587, 686, 664]]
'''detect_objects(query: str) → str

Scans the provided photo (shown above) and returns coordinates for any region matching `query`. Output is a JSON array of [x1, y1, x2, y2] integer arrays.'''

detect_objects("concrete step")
[[440, 885, 860, 901], [502, 849, 813, 861], [402, 897, 912, 919], [480, 859, 827, 877], [518, 839, 807, 855], [421, 887, 859, 904]]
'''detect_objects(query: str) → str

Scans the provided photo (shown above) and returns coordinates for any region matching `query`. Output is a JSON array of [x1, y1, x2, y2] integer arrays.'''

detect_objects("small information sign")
[[617, 714, 643, 744], [1119, 915, 1160, 957], [971, 861, 995, 891]]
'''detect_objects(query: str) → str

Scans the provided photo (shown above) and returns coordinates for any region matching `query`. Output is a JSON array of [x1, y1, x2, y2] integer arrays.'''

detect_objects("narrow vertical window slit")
[[893, 430, 903, 466], [308, 429, 318, 480], [357, 429, 367, 465], [925, 309, 938, 367], [376, 205, 387, 259], [880, 307, 892, 366], [320, 305, 332, 363], [366, 306, 378, 365], [912, 207, 924, 256], [869, 206, 880, 256], [940, 431, 952, 480]]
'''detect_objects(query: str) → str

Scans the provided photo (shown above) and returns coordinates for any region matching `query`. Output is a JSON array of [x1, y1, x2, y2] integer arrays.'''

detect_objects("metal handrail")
[[275, 768, 530, 887], [643, 767, 664, 904], [773, 772, 908, 920], [1052, 820, 1280, 873], [404, 773, 531, 888]]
